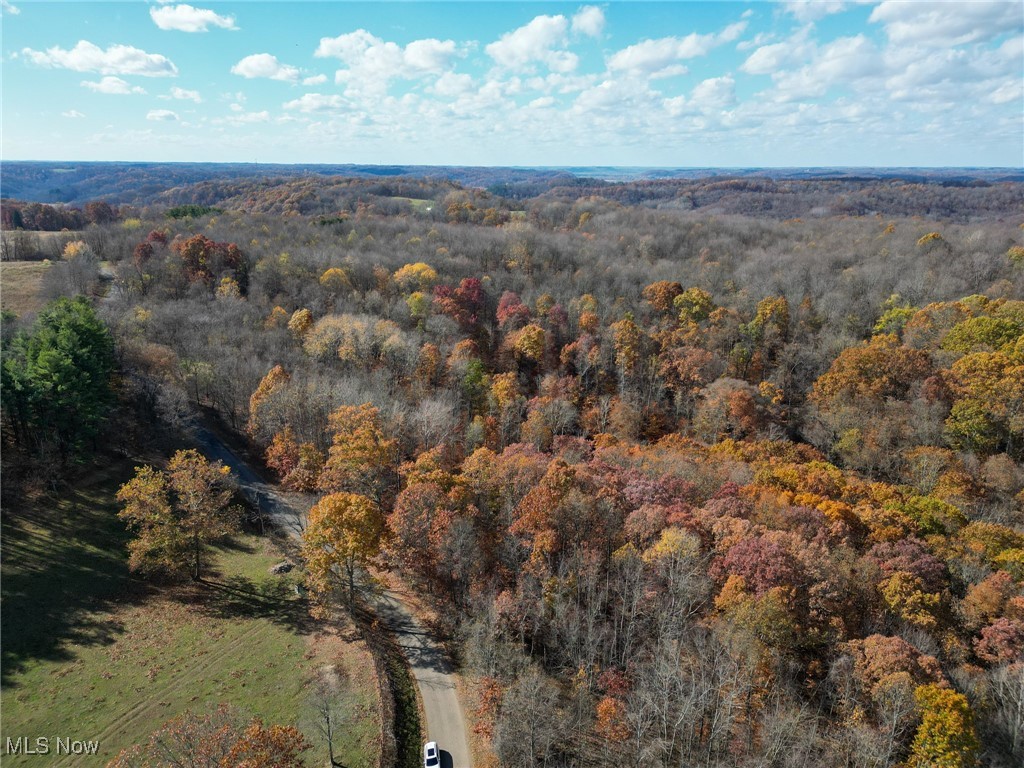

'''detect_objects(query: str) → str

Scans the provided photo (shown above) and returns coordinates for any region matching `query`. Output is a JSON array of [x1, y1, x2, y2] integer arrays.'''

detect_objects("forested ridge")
[[3, 170, 1024, 767], [3, 161, 1023, 220]]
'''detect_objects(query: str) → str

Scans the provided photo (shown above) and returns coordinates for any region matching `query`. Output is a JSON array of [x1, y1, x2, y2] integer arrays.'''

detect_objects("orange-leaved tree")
[[107, 703, 309, 768]]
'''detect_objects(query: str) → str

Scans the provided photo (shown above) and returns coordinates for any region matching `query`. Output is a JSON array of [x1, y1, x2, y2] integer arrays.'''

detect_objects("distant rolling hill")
[[2, 161, 1021, 207]]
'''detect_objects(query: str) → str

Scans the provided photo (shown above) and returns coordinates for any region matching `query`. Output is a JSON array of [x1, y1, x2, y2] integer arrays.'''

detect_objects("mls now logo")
[[6, 736, 100, 755]]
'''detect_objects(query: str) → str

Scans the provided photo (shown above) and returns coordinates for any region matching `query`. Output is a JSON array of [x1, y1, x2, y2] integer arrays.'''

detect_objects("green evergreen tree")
[[1, 297, 114, 459]]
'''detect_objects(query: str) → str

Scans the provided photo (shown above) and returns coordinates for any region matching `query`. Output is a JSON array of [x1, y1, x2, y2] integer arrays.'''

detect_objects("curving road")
[[193, 426, 473, 768]]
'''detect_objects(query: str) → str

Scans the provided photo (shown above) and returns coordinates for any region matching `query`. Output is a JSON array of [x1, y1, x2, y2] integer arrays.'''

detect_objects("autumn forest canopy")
[[2, 163, 1024, 768]]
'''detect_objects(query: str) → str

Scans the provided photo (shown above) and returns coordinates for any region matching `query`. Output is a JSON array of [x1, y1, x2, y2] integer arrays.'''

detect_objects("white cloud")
[[768, 35, 882, 101], [870, 1, 1022, 47], [236, 110, 270, 123], [740, 28, 814, 75], [283, 93, 346, 113], [881, 41, 1022, 105], [147, 109, 179, 121], [768, 69, 831, 101], [741, 26, 903, 107], [214, 110, 270, 125], [436, 78, 516, 119], [486, 14, 578, 72], [742, 42, 793, 74], [608, 21, 747, 76], [429, 71, 475, 97], [529, 96, 556, 108], [996, 34, 1024, 64], [663, 95, 688, 118], [231, 53, 300, 82], [169, 86, 202, 102], [571, 6, 605, 38], [62, 109, 85, 118], [608, 38, 687, 75], [651, 64, 690, 80], [989, 79, 1022, 104], [690, 75, 737, 110], [524, 71, 597, 94], [316, 30, 461, 96], [404, 38, 459, 73], [303, 74, 328, 85], [737, 32, 777, 52], [316, 29, 379, 61], [574, 77, 657, 116], [2, 0, 20, 15], [150, 4, 237, 33], [718, 22, 749, 44], [22, 40, 178, 77], [813, 34, 881, 81], [662, 75, 738, 117], [782, 1, 847, 23], [81, 76, 146, 94]]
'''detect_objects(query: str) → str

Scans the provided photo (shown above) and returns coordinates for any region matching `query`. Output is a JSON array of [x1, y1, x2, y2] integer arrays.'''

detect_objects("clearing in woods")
[[1, 458, 380, 767], [0, 260, 52, 317], [392, 196, 435, 212]]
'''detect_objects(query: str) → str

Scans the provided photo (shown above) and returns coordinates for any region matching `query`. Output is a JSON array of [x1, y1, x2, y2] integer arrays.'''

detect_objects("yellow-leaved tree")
[[318, 403, 398, 505], [393, 261, 438, 292], [908, 684, 980, 768], [117, 449, 239, 580], [302, 492, 383, 612]]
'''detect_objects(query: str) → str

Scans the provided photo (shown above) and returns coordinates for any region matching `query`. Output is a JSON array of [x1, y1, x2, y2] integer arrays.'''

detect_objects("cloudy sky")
[[2, 1, 1021, 166]]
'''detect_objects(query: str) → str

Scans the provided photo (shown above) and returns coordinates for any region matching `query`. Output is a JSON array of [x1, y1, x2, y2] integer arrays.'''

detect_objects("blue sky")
[[2, 1, 1022, 166]]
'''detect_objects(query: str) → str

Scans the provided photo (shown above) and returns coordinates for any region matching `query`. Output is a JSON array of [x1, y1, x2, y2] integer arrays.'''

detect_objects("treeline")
[[5, 175, 1023, 767], [5, 161, 1022, 219], [0, 161, 579, 206], [104, 174, 1024, 223], [152, 175, 467, 217], [539, 178, 1024, 221], [0, 199, 120, 232]]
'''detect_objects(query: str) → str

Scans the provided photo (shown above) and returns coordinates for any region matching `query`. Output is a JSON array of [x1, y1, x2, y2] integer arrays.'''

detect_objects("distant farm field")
[[0, 260, 52, 317], [1, 460, 380, 767], [392, 196, 435, 212]]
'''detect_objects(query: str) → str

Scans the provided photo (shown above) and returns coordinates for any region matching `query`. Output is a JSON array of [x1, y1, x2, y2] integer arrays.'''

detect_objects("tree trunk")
[[192, 532, 202, 580], [326, 714, 336, 766]]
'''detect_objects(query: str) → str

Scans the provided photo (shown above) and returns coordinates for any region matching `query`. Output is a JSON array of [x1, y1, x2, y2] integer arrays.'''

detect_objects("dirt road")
[[193, 426, 473, 768]]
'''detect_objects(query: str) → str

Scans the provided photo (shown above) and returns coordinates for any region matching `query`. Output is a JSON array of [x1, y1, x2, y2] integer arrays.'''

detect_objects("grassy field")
[[1, 460, 380, 767], [1, 260, 52, 317], [392, 196, 436, 213]]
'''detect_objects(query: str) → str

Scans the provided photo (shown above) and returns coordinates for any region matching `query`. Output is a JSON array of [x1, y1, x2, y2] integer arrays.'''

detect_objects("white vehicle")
[[423, 741, 440, 767]]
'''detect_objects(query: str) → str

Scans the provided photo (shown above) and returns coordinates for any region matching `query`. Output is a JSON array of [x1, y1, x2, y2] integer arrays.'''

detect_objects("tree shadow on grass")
[[193, 575, 315, 635], [1, 484, 150, 688], [209, 531, 261, 554]]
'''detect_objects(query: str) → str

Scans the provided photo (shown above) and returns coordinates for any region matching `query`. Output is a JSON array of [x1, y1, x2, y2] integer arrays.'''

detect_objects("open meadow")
[[1, 456, 380, 766]]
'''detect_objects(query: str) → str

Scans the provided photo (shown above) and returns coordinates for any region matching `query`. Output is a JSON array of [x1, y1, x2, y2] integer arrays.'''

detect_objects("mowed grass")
[[392, 196, 435, 212], [1, 460, 380, 767], [0, 260, 52, 316]]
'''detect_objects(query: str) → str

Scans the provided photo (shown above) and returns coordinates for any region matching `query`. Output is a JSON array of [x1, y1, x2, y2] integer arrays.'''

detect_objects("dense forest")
[[3, 159, 1022, 210], [3, 168, 1023, 767]]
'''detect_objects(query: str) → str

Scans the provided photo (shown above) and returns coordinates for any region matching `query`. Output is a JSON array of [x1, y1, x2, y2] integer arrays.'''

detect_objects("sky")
[[1, 1, 1022, 167]]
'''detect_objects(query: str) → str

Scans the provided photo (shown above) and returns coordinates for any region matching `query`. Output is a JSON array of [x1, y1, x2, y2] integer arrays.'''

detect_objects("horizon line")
[[3, 160, 1023, 171]]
